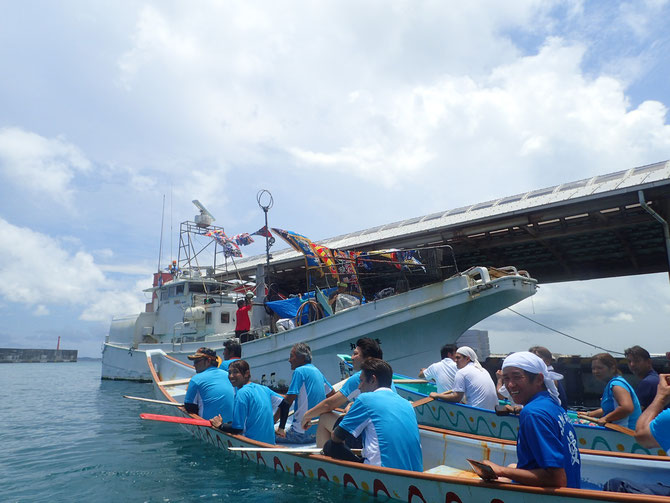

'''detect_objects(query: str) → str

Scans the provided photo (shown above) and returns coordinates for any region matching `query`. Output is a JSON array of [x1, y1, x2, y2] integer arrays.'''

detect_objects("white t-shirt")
[[423, 358, 458, 393], [452, 363, 498, 410]]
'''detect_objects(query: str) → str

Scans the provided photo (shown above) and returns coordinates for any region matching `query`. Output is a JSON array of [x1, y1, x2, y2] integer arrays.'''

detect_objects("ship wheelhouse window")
[[176, 285, 184, 296], [205, 312, 212, 325], [221, 312, 230, 324], [160, 289, 168, 301], [169, 286, 177, 297]]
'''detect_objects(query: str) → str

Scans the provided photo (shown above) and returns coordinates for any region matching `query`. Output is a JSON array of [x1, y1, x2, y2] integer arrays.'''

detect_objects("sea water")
[[0, 361, 366, 502]]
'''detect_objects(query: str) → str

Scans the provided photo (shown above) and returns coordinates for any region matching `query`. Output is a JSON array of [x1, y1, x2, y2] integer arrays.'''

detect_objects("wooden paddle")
[[140, 413, 211, 427], [158, 378, 191, 386], [576, 414, 635, 436], [411, 396, 434, 408], [393, 379, 429, 384], [228, 447, 362, 455], [125, 395, 183, 406]]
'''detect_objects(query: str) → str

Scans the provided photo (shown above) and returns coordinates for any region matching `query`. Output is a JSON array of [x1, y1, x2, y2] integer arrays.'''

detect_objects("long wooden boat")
[[143, 349, 670, 502], [393, 378, 668, 457]]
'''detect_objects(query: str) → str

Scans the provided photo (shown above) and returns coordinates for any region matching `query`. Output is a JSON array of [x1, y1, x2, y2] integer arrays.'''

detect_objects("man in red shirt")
[[235, 297, 252, 342]]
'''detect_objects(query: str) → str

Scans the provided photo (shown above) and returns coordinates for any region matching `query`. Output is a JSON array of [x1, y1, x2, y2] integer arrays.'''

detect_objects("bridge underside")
[[222, 164, 670, 290], [420, 188, 670, 284]]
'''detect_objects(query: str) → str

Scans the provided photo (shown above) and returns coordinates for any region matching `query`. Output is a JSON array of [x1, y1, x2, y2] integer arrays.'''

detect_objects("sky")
[[1, 1, 669, 358]]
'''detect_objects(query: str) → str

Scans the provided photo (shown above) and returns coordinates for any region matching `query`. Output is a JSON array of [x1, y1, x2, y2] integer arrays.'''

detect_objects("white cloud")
[[0, 218, 147, 322], [108, 3, 670, 201], [79, 288, 147, 322], [288, 38, 670, 195], [481, 273, 670, 356], [610, 312, 634, 322], [0, 127, 91, 206]]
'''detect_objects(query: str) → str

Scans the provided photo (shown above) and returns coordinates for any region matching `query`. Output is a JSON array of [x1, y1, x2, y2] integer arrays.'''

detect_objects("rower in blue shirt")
[[481, 352, 581, 488], [183, 347, 235, 421], [301, 337, 390, 446], [324, 358, 423, 472], [218, 338, 241, 371], [604, 373, 670, 496], [210, 359, 283, 444], [276, 343, 333, 444]]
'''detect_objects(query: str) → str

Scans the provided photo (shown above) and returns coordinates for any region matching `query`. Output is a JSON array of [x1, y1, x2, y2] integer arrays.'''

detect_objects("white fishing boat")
[[139, 349, 670, 503], [102, 202, 537, 385]]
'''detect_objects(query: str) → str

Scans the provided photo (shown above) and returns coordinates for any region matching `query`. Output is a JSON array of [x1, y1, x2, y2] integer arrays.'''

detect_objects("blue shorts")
[[276, 427, 316, 444]]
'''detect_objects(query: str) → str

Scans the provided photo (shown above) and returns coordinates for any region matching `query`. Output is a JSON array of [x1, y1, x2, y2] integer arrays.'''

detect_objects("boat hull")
[[143, 350, 670, 503], [104, 269, 536, 384]]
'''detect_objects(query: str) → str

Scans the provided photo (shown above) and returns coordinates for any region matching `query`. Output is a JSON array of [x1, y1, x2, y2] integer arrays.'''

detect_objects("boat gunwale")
[[145, 350, 670, 503], [399, 383, 669, 460]]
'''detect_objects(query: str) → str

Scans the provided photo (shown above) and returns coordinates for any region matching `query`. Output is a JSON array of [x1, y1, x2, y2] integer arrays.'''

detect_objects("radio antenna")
[[157, 194, 166, 272]]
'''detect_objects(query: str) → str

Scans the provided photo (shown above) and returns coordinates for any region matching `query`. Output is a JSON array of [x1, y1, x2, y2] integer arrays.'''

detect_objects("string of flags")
[[197, 226, 423, 283], [202, 226, 276, 258], [271, 228, 425, 293]]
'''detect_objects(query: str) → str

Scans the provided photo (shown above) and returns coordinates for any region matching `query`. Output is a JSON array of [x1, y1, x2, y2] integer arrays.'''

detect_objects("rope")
[[506, 307, 624, 355], [295, 300, 325, 327]]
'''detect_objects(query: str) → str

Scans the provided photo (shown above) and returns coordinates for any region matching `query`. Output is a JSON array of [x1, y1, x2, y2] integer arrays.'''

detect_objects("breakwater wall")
[[0, 348, 78, 363]]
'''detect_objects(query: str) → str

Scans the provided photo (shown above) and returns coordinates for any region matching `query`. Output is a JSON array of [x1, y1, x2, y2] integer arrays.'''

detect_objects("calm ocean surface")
[[1, 361, 367, 503]]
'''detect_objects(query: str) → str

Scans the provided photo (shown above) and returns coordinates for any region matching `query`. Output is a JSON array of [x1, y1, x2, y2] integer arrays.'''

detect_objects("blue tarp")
[[266, 287, 338, 323]]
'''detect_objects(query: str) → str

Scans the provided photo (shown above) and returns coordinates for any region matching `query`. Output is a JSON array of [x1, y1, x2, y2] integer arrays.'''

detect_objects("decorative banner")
[[332, 249, 361, 294], [252, 226, 273, 238], [251, 226, 276, 247], [357, 249, 424, 272], [232, 233, 254, 246], [272, 228, 322, 271], [311, 243, 339, 280], [205, 229, 243, 258]]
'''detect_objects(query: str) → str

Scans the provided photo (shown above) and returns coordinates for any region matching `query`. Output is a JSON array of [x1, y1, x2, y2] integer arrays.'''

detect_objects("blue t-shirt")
[[232, 382, 284, 444], [287, 363, 332, 434], [517, 391, 581, 488], [219, 358, 240, 372], [339, 387, 423, 472], [636, 370, 660, 410], [339, 371, 398, 401], [601, 376, 641, 429], [650, 408, 670, 453], [184, 366, 235, 421]]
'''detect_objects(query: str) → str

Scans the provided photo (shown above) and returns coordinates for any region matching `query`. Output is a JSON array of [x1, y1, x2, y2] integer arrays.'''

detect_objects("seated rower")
[[604, 373, 670, 496], [419, 344, 457, 393], [183, 347, 235, 421], [429, 346, 498, 410], [210, 360, 283, 445], [276, 343, 333, 444], [481, 352, 581, 488], [323, 358, 423, 472], [218, 338, 241, 371], [300, 337, 384, 446]]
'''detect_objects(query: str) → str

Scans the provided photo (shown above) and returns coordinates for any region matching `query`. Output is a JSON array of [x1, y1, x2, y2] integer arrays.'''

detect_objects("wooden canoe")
[[393, 377, 667, 457]]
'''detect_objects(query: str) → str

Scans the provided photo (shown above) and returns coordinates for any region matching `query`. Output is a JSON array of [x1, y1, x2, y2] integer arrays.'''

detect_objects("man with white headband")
[[429, 346, 497, 410], [481, 351, 581, 488]]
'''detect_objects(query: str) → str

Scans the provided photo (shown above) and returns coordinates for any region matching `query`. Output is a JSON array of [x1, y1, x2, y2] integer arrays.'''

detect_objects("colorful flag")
[[332, 249, 361, 294], [252, 226, 274, 238], [311, 243, 339, 280], [206, 229, 243, 258], [272, 228, 321, 271], [232, 233, 255, 246]]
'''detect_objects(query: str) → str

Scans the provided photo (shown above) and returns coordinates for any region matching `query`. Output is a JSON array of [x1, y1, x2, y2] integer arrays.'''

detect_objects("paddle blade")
[[140, 413, 211, 427], [411, 397, 434, 408], [467, 459, 498, 481]]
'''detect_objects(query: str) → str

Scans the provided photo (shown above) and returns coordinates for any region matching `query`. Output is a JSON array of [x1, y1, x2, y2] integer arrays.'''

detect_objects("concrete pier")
[[0, 348, 78, 363]]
